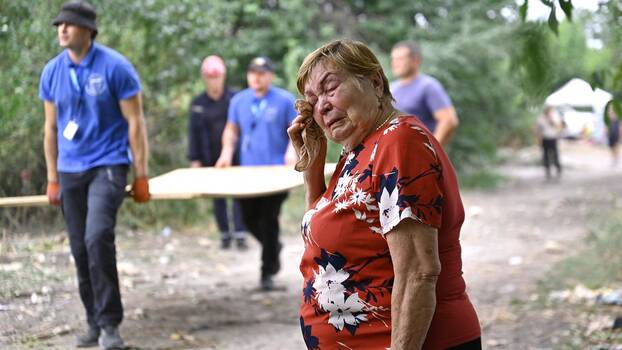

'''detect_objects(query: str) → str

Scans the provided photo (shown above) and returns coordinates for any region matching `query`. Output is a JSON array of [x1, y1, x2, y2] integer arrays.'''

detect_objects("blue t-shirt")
[[228, 86, 296, 166], [39, 42, 141, 172], [390, 73, 452, 132]]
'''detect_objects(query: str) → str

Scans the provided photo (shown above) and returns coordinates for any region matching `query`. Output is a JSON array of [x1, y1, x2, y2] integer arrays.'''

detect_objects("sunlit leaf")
[[519, 1, 528, 21], [547, 7, 559, 35], [559, 0, 573, 21]]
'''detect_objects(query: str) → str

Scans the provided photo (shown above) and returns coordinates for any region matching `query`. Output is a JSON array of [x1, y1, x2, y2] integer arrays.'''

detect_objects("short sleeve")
[[372, 120, 444, 234], [39, 64, 54, 102], [285, 94, 297, 124], [228, 94, 240, 126], [425, 79, 452, 113], [111, 61, 141, 101]]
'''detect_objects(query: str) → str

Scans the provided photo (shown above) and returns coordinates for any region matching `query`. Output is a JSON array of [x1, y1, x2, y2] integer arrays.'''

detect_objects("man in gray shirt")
[[390, 41, 459, 146]]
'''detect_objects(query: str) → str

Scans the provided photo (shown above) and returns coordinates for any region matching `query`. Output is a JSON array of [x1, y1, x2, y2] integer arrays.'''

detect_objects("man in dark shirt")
[[188, 55, 247, 249]]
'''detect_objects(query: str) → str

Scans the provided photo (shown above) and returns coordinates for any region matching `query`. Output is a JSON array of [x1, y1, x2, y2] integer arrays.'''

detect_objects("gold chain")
[[375, 110, 398, 130]]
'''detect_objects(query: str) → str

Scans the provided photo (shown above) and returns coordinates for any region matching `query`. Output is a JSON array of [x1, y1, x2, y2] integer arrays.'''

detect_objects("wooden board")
[[0, 164, 337, 208]]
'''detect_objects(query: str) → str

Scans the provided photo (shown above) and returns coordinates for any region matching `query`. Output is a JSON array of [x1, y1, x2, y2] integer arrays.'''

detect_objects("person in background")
[[535, 105, 563, 180], [606, 101, 620, 167], [390, 40, 459, 146], [40, 1, 150, 348], [188, 55, 247, 250], [215, 56, 298, 290], [289, 39, 480, 350]]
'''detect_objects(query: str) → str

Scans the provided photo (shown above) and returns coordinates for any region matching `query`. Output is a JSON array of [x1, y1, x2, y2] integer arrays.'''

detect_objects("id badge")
[[63, 120, 79, 140]]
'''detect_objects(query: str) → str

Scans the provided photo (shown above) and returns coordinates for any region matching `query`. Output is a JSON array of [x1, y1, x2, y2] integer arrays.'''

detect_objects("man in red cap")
[[39, 1, 150, 348], [188, 55, 247, 250]]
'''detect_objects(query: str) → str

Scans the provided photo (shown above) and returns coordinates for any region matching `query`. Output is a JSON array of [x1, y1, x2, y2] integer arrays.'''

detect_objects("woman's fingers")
[[287, 115, 307, 148]]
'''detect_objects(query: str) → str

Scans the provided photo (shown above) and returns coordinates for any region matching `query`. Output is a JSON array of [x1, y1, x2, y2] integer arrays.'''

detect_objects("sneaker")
[[236, 237, 248, 251], [220, 237, 232, 250], [98, 326, 124, 349], [260, 274, 275, 291], [76, 325, 100, 347]]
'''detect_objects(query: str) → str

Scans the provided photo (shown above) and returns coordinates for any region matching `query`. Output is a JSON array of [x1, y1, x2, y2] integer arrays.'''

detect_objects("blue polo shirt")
[[228, 86, 296, 166], [39, 42, 141, 172]]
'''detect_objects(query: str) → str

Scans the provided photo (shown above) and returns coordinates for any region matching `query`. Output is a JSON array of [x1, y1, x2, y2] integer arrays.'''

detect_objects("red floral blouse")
[[299, 116, 480, 350]]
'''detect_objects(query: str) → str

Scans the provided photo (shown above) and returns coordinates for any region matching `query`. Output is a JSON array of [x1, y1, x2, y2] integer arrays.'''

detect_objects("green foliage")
[[4, 0, 616, 229]]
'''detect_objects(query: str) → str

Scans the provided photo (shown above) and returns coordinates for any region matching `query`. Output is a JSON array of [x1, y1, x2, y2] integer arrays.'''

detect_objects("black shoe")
[[76, 325, 100, 348], [260, 274, 275, 291], [220, 237, 232, 250], [99, 325, 124, 349], [273, 241, 282, 274], [236, 237, 248, 251]]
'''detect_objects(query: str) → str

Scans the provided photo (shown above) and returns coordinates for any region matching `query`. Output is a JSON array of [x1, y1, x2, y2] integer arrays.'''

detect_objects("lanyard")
[[251, 98, 267, 126], [69, 67, 81, 94], [69, 67, 84, 119], [244, 99, 268, 152]]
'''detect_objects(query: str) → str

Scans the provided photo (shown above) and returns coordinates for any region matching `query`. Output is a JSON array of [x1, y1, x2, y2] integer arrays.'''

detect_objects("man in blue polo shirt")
[[390, 40, 459, 146], [39, 1, 150, 348], [216, 56, 297, 290]]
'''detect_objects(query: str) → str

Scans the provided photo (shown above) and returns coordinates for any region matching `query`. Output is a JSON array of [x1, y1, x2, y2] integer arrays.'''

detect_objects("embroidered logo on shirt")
[[85, 73, 107, 96]]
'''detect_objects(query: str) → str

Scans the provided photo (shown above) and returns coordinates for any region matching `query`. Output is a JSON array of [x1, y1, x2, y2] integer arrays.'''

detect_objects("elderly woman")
[[288, 39, 480, 350]]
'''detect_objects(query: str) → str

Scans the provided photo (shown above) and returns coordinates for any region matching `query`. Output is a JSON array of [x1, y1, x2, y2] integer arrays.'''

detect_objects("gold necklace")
[[375, 110, 398, 130]]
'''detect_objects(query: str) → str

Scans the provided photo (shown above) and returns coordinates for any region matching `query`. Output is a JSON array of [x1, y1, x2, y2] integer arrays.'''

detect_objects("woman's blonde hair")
[[296, 39, 393, 103]]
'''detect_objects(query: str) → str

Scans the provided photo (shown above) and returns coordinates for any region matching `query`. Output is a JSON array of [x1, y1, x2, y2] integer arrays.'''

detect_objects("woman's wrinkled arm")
[[386, 219, 441, 350]]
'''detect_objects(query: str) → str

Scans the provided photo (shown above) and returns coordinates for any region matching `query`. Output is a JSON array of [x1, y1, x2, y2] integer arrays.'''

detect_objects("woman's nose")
[[318, 99, 332, 116]]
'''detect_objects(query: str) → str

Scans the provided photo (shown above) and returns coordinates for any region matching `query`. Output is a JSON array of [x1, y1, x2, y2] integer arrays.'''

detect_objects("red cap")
[[201, 55, 226, 77]]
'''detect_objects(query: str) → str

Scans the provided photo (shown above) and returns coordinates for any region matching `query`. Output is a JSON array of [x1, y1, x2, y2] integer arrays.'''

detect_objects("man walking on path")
[[188, 55, 247, 250], [216, 56, 297, 290], [390, 40, 459, 146], [535, 105, 564, 180], [40, 1, 150, 348]]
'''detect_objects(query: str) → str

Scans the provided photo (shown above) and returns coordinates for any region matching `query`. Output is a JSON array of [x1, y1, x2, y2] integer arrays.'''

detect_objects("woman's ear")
[[370, 71, 384, 96]]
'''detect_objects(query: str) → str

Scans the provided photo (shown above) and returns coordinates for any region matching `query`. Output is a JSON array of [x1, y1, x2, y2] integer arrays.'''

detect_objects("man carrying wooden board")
[[40, 1, 150, 348], [216, 56, 298, 291]]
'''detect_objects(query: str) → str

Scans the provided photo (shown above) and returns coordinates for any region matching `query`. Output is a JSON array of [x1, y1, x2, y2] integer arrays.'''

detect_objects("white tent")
[[545, 78, 612, 110], [545, 78, 613, 142]]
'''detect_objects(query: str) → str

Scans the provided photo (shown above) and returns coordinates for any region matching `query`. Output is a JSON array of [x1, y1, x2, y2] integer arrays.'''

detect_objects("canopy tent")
[[545, 78, 612, 110], [545, 79, 612, 142]]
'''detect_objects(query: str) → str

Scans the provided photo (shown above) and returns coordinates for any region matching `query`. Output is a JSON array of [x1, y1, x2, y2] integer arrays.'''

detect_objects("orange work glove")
[[131, 176, 150, 203], [47, 181, 61, 206]]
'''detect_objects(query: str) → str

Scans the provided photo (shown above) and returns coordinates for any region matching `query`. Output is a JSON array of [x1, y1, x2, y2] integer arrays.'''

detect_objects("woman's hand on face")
[[287, 113, 309, 155]]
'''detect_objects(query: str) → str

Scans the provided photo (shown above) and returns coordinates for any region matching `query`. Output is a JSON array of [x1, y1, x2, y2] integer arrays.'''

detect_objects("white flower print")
[[333, 170, 354, 200], [326, 293, 368, 331], [378, 186, 400, 233], [353, 209, 366, 221], [334, 199, 350, 213], [370, 142, 378, 162], [370, 226, 383, 234], [301, 197, 330, 245], [383, 119, 399, 135], [424, 141, 436, 157], [349, 188, 368, 206], [344, 151, 356, 166], [399, 206, 420, 222], [313, 263, 349, 307]]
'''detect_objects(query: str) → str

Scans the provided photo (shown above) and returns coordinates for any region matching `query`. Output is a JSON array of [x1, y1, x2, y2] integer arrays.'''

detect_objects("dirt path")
[[1, 140, 620, 349]]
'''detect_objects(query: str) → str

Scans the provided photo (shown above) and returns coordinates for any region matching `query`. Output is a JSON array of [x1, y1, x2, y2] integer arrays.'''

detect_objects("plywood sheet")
[[0, 164, 337, 207]]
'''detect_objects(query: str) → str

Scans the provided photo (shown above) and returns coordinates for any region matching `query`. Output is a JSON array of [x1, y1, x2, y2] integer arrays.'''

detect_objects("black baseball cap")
[[53, 1, 98, 36], [247, 56, 274, 73]]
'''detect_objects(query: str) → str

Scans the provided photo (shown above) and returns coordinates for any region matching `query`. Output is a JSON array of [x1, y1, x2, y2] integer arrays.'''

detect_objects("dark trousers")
[[446, 337, 482, 350], [542, 138, 561, 178], [239, 192, 288, 277], [213, 198, 246, 239], [59, 165, 127, 328]]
